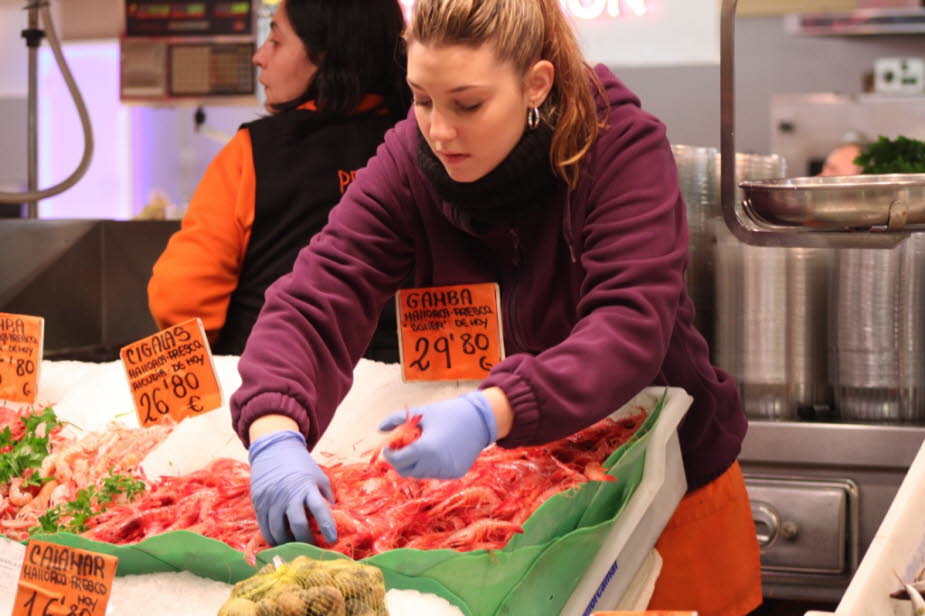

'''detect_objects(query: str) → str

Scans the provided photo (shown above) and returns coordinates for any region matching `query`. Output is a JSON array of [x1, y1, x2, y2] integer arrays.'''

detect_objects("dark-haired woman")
[[148, 0, 409, 357]]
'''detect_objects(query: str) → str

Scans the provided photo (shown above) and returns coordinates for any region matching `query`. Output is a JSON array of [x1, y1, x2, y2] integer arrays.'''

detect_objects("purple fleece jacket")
[[230, 64, 746, 492]]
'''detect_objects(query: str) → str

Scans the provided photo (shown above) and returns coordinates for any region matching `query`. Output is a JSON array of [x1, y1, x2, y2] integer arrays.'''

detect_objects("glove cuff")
[[248, 429, 306, 464], [464, 391, 499, 447]]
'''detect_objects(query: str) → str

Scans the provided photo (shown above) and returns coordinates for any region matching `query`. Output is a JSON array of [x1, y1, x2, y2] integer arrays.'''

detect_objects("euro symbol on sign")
[[22, 381, 30, 397], [188, 395, 203, 413]]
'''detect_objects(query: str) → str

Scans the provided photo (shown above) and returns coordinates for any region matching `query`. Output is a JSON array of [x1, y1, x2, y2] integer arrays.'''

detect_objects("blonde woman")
[[233, 1, 761, 613]]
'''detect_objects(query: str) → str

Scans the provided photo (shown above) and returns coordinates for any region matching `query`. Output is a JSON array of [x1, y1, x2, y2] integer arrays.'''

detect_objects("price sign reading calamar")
[[12, 539, 117, 616], [120, 318, 222, 427], [591, 610, 697, 616], [397, 283, 505, 381], [0, 313, 43, 404]]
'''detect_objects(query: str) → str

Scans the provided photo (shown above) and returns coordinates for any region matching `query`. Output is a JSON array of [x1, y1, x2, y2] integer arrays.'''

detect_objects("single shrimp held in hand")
[[386, 410, 423, 450]]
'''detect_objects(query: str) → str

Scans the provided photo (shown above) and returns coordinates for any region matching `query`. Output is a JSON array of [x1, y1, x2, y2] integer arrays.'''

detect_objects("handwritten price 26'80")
[[408, 333, 494, 372], [138, 373, 204, 424]]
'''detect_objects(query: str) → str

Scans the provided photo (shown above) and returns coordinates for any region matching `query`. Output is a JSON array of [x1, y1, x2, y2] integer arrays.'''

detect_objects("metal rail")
[[719, 0, 913, 248]]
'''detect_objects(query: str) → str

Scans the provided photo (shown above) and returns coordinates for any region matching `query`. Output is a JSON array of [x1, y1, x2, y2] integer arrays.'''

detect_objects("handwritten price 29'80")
[[408, 333, 494, 373], [138, 372, 204, 424]]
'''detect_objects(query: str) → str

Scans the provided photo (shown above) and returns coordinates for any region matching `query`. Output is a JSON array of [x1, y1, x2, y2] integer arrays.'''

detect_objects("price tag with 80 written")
[[12, 539, 118, 616], [397, 283, 505, 381], [120, 318, 223, 427], [0, 312, 43, 404]]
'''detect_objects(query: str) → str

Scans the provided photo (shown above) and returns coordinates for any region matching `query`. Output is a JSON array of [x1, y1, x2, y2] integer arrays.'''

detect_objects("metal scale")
[[719, 0, 925, 603], [120, 0, 258, 104]]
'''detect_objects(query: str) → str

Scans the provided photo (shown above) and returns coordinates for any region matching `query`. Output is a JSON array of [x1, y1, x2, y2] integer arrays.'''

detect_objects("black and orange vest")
[[214, 107, 399, 359]]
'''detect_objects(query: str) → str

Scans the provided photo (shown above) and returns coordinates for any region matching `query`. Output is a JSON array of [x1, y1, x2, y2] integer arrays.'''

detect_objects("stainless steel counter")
[[740, 419, 925, 602], [0, 219, 180, 359]]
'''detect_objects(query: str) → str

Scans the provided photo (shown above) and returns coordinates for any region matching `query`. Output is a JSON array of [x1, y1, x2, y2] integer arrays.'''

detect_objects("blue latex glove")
[[380, 391, 498, 479], [248, 429, 337, 546]]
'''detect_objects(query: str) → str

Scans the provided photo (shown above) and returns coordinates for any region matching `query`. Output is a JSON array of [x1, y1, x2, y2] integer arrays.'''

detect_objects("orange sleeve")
[[147, 129, 256, 342]]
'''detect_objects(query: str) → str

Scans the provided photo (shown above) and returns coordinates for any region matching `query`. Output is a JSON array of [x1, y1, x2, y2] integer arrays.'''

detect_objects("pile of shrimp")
[[3, 406, 646, 564], [82, 457, 268, 559], [0, 406, 172, 540], [316, 411, 647, 558]]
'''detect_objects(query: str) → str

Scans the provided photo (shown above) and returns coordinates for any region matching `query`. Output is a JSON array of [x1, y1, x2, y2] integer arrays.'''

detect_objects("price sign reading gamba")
[[120, 318, 222, 427], [12, 539, 118, 616], [0, 313, 43, 404], [397, 283, 505, 381]]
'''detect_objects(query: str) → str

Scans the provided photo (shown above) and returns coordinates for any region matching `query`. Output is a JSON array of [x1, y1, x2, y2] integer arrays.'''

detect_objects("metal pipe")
[[720, 0, 738, 245], [718, 0, 903, 249], [0, 2, 94, 209], [26, 4, 39, 218]]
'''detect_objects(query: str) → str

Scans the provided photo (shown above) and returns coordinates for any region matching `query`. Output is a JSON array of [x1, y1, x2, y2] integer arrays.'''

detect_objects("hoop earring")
[[527, 106, 540, 130]]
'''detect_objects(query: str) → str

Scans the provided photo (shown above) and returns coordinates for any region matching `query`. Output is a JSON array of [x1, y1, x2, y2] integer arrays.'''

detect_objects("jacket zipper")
[[508, 227, 522, 268], [563, 188, 577, 264], [506, 227, 528, 352]]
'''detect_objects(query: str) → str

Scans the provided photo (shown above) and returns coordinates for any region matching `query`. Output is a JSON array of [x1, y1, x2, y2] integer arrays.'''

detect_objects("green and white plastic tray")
[[27, 386, 691, 616]]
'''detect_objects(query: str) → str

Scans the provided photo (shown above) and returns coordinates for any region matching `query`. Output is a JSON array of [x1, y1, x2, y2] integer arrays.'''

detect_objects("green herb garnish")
[[29, 470, 147, 535], [0, 406, 62, 485], [856, 135, 925, 174]]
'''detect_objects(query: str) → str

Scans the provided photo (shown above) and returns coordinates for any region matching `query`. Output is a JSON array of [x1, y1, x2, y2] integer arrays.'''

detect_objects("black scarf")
[[416, 124, 559, 227]]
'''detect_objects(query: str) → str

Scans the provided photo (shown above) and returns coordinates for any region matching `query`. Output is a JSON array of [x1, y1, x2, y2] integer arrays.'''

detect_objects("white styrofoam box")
[[874, 57, 925, 95], [815, 437, 925, 616], [613, 548, 664, 611], [562, 386, 692, 616]]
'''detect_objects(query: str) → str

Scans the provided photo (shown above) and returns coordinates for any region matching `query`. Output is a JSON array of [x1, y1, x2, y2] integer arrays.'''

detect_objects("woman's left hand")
[[380, 391, 498, 479]]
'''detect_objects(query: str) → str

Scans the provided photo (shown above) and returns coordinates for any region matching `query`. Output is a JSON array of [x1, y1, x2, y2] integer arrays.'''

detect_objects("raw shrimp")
[[8, 478, 33, 507], [386, 412, 422, 450], [1, 421, 172, 542], [68, 411, 647, 561]]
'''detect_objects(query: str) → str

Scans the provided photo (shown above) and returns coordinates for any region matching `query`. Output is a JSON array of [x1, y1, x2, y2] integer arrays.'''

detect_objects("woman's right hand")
[[247, 429, 337, 546]]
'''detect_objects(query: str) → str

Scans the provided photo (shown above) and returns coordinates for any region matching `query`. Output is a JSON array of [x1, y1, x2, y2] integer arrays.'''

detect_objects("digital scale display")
[[126, 1, 252, 36], [122, 0, 256, 101]]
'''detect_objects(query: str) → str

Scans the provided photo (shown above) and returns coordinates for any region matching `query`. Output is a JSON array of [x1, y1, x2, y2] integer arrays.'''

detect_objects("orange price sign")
[[12, 539, 117, 616], [0, 313, 44, 404], [397, 283, 505, 381], [592, 612, 698, 615], [120, 318, 223, 427]]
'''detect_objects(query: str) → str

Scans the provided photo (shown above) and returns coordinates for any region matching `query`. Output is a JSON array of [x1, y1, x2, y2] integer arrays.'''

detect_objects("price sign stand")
[[397, 283, 505, 382], [0, 313, 44, 404], [120, 318, 223, 427], [12, 539, 117, 616]]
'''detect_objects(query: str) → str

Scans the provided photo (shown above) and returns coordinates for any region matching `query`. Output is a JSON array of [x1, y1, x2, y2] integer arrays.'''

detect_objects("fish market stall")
[[0, 358, 691, 615]]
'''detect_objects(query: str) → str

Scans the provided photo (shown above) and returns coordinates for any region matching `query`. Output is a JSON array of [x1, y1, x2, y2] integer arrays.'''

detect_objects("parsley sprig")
[[30, 471, 147, 535], [0, 407, 62, 487], [856, 135, 925, 174]]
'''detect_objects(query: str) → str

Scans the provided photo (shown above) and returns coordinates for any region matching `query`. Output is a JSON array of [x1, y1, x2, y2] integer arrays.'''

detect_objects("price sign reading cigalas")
[[120, 318, 222, 427], [0, 313, 44, 404], [12, 539, 117, 616], [398, 283, 505, 381]]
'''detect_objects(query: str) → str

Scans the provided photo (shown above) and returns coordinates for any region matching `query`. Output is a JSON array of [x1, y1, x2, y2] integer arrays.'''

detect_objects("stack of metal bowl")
[[832, 235, 925, 422]]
